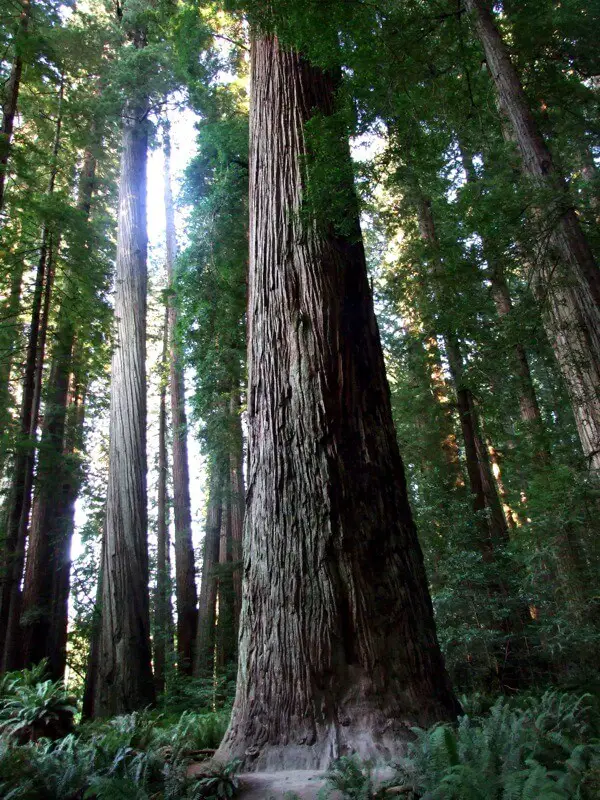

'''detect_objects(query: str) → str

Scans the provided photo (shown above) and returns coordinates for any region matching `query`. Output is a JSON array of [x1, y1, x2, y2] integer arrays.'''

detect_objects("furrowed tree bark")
[[92, 91, 155, 715], [154, 307, 169, 694], [20, 142, 98, 678], [465, 0, 600, 471], [163, 127, 197, 674], [0, 0, 30, 217], [216, 35, 458, 770], [193, 465, 221, 678]]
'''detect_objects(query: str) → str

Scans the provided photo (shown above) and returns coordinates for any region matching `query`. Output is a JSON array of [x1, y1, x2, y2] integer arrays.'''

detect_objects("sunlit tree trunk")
[[0, 0, 30, 216], [217, 35, 458, 770], [92, 90, 155, 715], [465, 0, 600, 471], [163, 127, 197, 674]]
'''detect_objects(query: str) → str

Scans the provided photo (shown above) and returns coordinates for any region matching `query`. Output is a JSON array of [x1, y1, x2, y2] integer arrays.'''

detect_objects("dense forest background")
[[0, 0, 599, 797]]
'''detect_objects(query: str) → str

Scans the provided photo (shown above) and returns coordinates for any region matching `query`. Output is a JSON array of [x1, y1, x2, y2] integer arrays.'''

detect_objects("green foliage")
[[396, 692, 600, 799], [189, 759, 241, 799], [320, 756, 378, 799], [0, 664, 77, 743], [0, 706, 235, 800]]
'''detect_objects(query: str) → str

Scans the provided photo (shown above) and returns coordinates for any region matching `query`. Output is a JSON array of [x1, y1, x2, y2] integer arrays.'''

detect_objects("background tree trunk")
[[154, 307, 169, 694], [163, 127, 197, 674], [217, 35, 458, 771], [0, 0, 30, 216], [465, 0, 600, 471], [193, 465, 221, 677]]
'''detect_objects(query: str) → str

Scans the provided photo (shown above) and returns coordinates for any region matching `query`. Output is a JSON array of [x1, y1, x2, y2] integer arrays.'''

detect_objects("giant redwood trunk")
[[216, 35, 458, 770], [163, 129, 198, 674], [465, 0, 600, 471], [92, 95, 155, 715]]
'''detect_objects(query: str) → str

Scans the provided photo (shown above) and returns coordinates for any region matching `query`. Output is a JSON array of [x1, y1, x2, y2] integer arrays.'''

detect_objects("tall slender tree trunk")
[[20, 143, 98, 678], [0, 250, 25, 452], [459, 144, 547, 437], [0, 80, 64, 669], [0, 0, 30, 217], [217, 35, 458, 770], [92, 89, 155, 715], [163, 127, 197, 674], [413, 192, 509, 549], [193, 465, 221, 678], [228, 392, 244, 637], [444, 333, 509, 552], [216, 482, 233, 671], [19, 307, 73, 673], [154, 308, 169, 694], [465, 0, 600, 471], [82, 534, 104, 720]]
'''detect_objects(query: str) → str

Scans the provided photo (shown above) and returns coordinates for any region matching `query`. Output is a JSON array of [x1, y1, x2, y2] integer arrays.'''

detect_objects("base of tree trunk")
[[216, 664, 454, 770]]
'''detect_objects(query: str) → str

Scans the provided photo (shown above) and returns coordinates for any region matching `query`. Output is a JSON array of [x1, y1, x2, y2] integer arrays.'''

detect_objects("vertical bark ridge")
[[217, 35, 458, 771], [93, 94, 155, 715]]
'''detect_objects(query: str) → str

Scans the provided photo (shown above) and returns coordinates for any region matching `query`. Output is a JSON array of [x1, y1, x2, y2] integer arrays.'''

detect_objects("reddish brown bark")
[[217, 35, 458, 770]]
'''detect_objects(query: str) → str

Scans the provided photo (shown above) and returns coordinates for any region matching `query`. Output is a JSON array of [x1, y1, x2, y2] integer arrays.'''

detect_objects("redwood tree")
[[216, 34, 458, 770], [464, 0, 600, 471], [92, 83, 155, 715], [163, 127, 197, 675]]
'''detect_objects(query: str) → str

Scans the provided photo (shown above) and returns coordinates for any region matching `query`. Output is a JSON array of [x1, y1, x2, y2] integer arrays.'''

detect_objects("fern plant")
[[189, 759, 241, 799], [0, 679, 77, 742]]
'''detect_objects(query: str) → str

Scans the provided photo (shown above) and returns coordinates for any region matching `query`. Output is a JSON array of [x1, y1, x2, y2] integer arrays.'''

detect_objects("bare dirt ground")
[[187, 764, 398, 798]]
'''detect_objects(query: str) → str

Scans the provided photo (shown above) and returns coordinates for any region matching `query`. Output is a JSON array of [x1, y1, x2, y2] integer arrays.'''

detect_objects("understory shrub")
[[0, 708, 234, 800], [321, 692, 600, 799]]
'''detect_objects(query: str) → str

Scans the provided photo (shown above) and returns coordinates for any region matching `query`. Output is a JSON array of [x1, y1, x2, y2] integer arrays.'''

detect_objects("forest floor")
[[188, 765, 395, 798]]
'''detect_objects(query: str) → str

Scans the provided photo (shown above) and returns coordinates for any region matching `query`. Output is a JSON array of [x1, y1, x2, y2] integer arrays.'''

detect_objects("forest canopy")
[[0, 0, 599, 797]]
